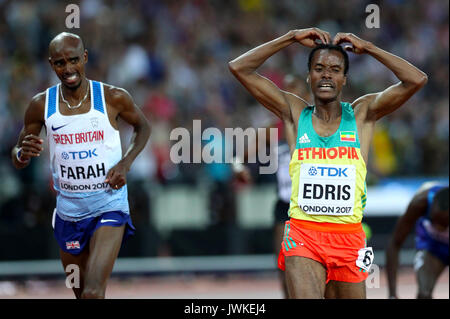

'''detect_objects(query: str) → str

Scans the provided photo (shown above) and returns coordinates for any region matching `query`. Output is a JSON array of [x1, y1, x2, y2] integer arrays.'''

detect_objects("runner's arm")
[[228, 28, 329, 122], [334, 33, 427, 121], [385, 188, 428, 298], [11, 93, 46, 169], [103, 88, 150, 188]]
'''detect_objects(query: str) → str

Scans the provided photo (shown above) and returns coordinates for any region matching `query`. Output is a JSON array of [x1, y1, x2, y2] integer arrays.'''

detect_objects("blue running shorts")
[[52, 210, 136, 255]]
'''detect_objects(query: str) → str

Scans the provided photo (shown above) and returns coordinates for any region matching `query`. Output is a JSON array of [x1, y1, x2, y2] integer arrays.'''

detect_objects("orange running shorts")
[[278, 218, 374, 283]]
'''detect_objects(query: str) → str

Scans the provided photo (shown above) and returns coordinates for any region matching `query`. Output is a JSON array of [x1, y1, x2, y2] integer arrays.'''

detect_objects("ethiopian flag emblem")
[[340, 131, 356, 142]]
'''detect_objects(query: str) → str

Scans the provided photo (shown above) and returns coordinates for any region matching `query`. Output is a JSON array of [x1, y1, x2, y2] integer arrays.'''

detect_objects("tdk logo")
[[62, 148, 98, 160], [308, 167, 318, 176], [309, 166, 348, 177]]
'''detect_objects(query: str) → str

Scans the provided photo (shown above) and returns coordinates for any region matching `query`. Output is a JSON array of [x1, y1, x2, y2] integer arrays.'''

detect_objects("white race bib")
[[356, 247, 374, 271], [298, 163, 356, 216], [55, 147, 110, 192]]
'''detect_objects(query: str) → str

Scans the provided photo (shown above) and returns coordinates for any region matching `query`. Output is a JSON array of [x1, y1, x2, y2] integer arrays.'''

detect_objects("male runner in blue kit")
[[11, 32, 150, 299], [386, 182, 448, 299]]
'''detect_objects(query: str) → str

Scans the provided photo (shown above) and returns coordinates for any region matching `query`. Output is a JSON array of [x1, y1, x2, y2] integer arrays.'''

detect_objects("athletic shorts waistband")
[[289, 218, 363, 233], [54, 209, 130, 223]]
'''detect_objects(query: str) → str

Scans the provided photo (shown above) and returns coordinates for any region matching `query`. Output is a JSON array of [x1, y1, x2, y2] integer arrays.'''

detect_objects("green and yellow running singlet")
[[289, 102, 367, 224]]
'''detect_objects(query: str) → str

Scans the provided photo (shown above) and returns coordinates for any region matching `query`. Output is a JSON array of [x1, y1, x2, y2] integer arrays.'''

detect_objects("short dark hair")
[[308, 44, 349, 75]]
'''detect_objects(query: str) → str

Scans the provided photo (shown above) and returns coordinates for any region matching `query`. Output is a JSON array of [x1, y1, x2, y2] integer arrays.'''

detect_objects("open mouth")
[[63, 73, 79, 84], [317, 82, 334, 91]]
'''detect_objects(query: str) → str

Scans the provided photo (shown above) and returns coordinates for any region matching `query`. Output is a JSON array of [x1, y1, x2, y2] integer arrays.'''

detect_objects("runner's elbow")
[[412, 72, 428, 88], [228, 60, 240, 74], [228, 59, 247, 76]]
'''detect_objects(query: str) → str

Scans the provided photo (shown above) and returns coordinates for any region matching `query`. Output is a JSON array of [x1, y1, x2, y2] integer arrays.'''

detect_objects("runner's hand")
[[105, 161, 129, 190], [333, 33, 371, 54], [292, 28, 331, 48], [20, 134, 44, 161]]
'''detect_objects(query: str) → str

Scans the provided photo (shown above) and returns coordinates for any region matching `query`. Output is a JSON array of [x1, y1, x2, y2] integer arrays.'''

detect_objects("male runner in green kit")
[[229, 28, 427, 298]]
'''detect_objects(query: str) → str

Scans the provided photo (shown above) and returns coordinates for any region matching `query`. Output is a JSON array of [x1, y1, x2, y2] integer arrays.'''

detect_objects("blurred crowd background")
[[0, 0, 448, 260]]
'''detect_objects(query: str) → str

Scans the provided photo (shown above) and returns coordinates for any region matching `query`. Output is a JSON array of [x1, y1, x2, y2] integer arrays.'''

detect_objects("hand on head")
[[293, 27, 331, 47], [293, 28, 368, 54], [332, 32, 369, 54]]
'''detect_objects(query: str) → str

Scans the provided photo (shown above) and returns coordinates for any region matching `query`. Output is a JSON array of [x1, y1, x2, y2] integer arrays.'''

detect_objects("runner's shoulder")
[[26, 91, 46, 119], [416, 181, 445, 196], [30, 91, 46, 107], [351, 93, 377, 121], [283, 91, 310, 121], [351, 93, 377, 109], [284, 91, 310, 108], [405, 182, 441, 210], [102, 83, 131, 100], [102, 84, 133, 109]]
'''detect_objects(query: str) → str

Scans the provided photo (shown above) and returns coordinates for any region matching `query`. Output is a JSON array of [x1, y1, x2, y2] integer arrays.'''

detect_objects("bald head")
[[49, 32, 85, 58], [48, 32, 88, 89]]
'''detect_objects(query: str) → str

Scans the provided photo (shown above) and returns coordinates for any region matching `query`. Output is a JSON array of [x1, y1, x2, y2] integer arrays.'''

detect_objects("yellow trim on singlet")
[[288, 102, 368, 224]]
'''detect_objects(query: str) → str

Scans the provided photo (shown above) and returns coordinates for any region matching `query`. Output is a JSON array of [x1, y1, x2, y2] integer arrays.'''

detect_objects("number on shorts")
[[356, 247, 374, 271]]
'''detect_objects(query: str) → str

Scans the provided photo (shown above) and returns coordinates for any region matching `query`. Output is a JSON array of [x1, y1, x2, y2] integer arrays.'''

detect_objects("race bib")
[[356, 247, 374, 271], [298, 163, 356, 215], [55, 147, 110, 192]]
